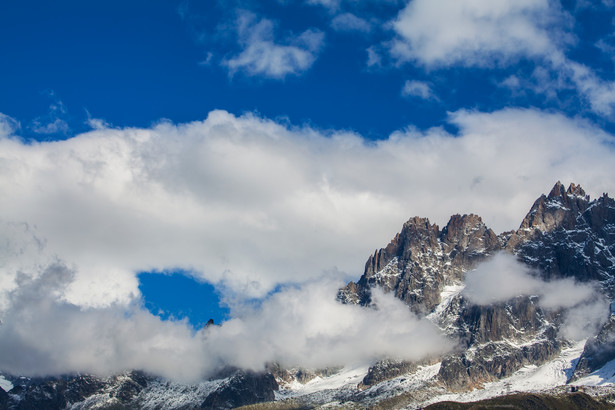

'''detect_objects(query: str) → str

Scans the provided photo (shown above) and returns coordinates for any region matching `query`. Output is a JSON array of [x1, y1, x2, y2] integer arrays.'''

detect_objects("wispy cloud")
[[222, 11, 325, 79], [30, 91, 70, 136], [0, 113, 20, 137], [401, 80, 438, 100], [331, 13, 372, 33], [463, 253, 609, 340]]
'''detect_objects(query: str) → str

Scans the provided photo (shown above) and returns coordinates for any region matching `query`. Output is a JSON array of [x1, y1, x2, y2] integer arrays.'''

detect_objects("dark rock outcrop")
[[1, 374, 107, 410], [200, 370, 278, 409], [1, 369, 277, 410], [505, 182, 615, 288], [360, 360, 419, 388], [0, 387, 7, 409], [572, 314, 615, 381]]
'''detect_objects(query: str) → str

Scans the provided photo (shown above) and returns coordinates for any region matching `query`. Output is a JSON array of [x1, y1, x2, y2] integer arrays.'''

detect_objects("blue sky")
[[4, 0, 615, 142], [1, 0, 615, 378]]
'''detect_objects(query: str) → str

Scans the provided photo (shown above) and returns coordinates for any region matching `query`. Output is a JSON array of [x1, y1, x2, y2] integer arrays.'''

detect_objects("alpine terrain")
[[2, 182, 615, 409]]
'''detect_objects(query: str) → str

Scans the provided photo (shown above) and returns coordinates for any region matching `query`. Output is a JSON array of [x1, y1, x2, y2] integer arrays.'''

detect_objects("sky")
[[1, 0, 615, 380]]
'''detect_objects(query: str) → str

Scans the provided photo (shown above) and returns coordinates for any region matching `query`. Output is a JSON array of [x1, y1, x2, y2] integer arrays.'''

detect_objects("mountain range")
[[2, 181, 615, 409]]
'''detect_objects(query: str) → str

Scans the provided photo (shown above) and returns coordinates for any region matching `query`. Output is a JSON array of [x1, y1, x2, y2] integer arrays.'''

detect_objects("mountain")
[[339, 181, 615, 393], [2, 182, 615, 409]]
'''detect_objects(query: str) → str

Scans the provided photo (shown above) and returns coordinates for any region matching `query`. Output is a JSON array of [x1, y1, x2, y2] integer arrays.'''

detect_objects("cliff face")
[[338, 214, 499, 315], [0, 369, 279, 410], [506, 181, 615, 287], [341, 182, 615, 391]]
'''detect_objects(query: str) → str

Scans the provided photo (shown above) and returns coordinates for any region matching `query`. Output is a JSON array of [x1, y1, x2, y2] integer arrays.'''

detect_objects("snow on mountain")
[[2, 182, 615, 409]]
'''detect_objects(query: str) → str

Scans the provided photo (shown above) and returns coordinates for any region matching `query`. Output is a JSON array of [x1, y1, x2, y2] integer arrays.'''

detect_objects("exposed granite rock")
[[359, 360, 418, 389], [339, 214, 499, 315], [438, 338, 562, 392], [0, 387, 7, 409], [505, 183, 615, 289], [572, 314, 615, 381], [454, 295, 555, 346], [343, 182, 615, 392], [1, 369, 278, 410], [201, 370, 278, 409], [2, 374, 107, 410]]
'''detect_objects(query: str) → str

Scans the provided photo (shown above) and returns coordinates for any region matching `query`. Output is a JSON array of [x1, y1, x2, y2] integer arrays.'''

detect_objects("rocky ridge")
[[339, 181, 615, 391], [0, 369, 278, 410], [2, 182, 615, 409]]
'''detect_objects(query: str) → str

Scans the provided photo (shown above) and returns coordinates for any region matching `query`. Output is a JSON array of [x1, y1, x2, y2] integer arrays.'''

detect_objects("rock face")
[[338, 214, 499, 315], [342, 182, 615, 391], [0, 374, 107, 409], [0, 369, 279, 410], [506, 181, 615, 288], [200, 370, 278, 409], [572, 314, 615, 381]]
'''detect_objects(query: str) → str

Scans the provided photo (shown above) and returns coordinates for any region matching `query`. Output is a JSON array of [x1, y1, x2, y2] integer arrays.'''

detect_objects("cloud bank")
[[463, 253, 609, 340], [0, 108, 614, 308], [0, 258, 451, 381], [1, 108, 614, 379]]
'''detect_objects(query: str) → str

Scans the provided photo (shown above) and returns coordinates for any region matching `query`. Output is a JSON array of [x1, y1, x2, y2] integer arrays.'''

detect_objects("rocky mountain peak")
[[505, 182, 614, 284], [547, 180, 566, 198], [515, 182, 591, 235], [339, 182, 615, 392], [338, 212, 499, 314]]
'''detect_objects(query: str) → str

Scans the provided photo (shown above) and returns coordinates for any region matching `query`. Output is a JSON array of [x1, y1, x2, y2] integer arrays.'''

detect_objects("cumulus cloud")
[[401, 80, 438, 100], [0, 108, 614, 308], [387, 0, 615, 118], [390, 0, 560, 67], [463, 253, 609, 340], [222, 11, 325, 79], [0, 256, 451, 381]]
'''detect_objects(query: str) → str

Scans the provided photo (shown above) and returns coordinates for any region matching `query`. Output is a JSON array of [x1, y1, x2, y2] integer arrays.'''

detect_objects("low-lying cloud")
[[463, 253, 609, 340], [0, 108, 614, 309], [0, 108, 614, 379], [0, 259, 452, 382]]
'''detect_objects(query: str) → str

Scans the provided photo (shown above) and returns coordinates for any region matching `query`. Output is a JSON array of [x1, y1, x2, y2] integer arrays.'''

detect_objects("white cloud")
[[551, 53, 615, 116], [331, 13, 372, 32], [401, 80, 438, 100], [0, 108, 614, 310], [390, 0, 559, 67], [463, 253, 609, 340], [223, 11, 325, 79], [387, 0, 615, 118], [0, 257, 451, 381], [207, 280, 452, 371]]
